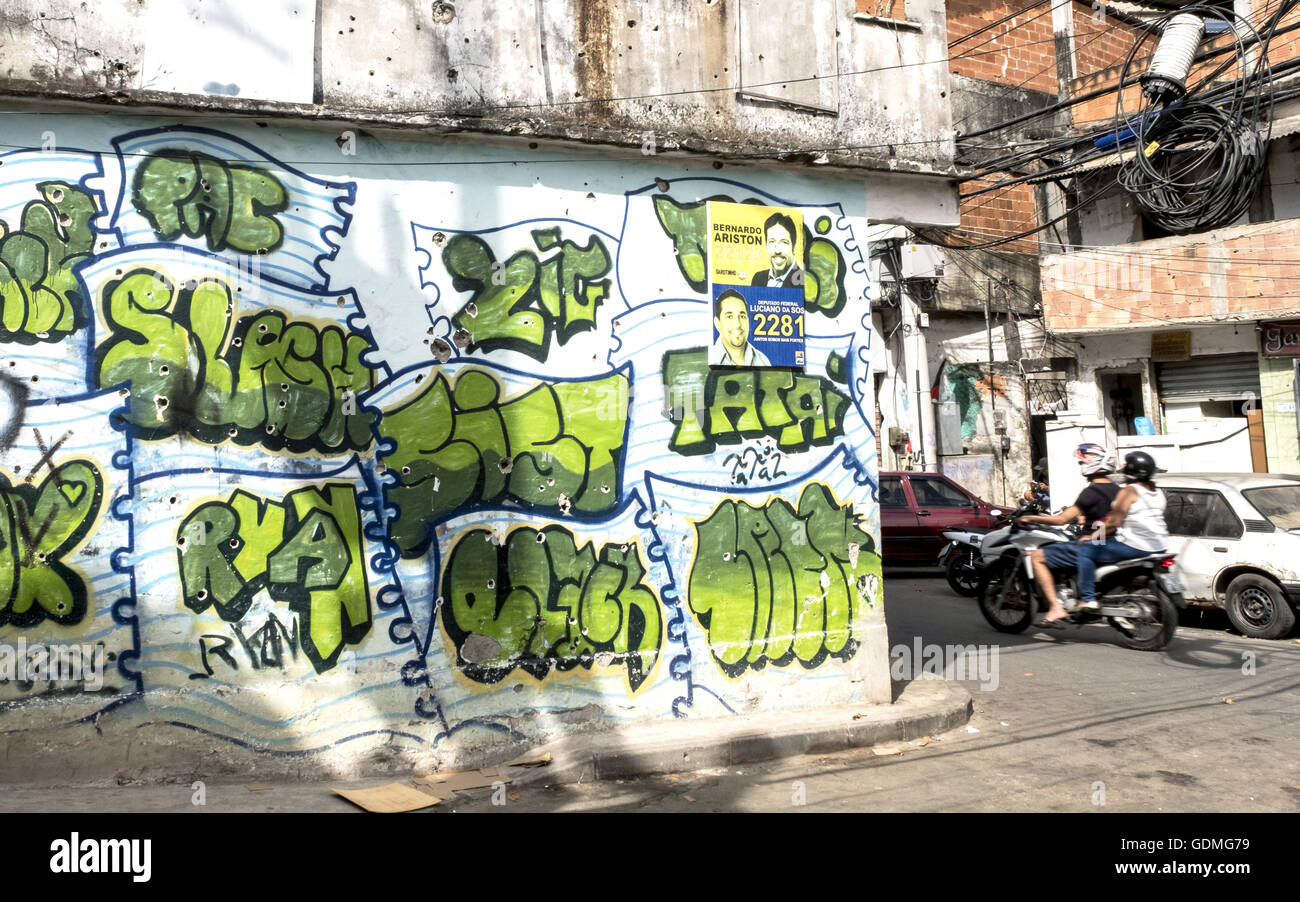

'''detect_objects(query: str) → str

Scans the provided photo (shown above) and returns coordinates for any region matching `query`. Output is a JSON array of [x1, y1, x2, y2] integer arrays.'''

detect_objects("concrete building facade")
[[0, 0, 959, 779]]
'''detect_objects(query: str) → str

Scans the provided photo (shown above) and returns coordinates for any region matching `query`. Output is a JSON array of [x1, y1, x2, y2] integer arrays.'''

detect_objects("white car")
[[1156, 473, 1300, 639]]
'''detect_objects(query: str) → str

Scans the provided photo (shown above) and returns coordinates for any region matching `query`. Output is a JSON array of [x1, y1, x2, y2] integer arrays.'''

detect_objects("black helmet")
[[1121, 450, 1158, 482]]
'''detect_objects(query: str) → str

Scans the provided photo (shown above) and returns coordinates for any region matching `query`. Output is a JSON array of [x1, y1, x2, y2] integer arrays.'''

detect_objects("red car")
[[878, 471, 1005, 564]]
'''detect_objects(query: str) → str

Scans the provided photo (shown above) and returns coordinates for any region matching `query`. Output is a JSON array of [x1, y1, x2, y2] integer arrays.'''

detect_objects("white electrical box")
[[900, 244, 946, 279]]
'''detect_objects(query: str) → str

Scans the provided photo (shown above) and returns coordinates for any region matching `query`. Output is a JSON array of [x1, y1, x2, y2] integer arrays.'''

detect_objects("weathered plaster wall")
[[0, 0, 957, 178], [0, 112, 886, 779], [1065, 326, 1259, 430], [926, 314, 1030, 506]]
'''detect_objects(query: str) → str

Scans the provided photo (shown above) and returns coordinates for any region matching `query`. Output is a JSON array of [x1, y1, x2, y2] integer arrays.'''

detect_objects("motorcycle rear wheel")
[[1110, 586, 1178, 651], [946, 553, 982, 597], [977, 558, 1034, 633]]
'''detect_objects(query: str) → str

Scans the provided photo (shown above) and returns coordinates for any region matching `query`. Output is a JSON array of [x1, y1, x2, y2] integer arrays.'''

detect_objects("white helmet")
[[1074, 443, 1116, 476]]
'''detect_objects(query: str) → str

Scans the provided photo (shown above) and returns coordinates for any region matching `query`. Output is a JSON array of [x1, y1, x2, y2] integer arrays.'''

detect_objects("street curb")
[[513, 679, 973, 785]]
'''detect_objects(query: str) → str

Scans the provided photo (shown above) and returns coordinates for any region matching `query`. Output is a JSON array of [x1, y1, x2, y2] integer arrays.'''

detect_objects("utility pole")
[[986, 279, 1006, 504]]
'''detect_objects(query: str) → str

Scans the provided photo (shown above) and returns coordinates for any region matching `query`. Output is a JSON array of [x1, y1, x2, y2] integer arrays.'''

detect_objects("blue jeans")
[[1077, 538, 1152, 602]]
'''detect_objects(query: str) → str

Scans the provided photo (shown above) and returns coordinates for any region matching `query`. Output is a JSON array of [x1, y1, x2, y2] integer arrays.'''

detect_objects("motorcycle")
[[974, 502, 1186, 651], [938, 495, 1045, 597], [938, 526, 993, 597]]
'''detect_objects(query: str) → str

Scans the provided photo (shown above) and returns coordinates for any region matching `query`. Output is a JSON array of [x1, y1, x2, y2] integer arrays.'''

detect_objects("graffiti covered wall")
[[0, 114, 885, 773]]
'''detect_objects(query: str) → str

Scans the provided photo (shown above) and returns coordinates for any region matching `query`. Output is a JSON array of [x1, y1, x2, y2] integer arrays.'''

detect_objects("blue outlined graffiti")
[[0, 148, 113, 352], [107, 126, 355, 291], [0, 389, 137, 716], [0, 120, 886, 764], [413, 219, 620, 366], [79, 246, 385, 472], [122, 459, 418, 751], [644, 448, 883, 715], [370, 359, 630, 562]]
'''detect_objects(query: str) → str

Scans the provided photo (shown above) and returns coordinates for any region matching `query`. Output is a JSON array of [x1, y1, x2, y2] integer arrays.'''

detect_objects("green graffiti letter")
[[176, 484, 371, 673], [687, 485, 881, 676], [132, 150, 289, 254], [441, 526, 661, 691], [0, 460, 105, 628], [442, 228, 612, 361], [93, 267, 374, 453], [0, 181, 98, 343], [662, 349, 849, 456], [383, 369, 627, 559]]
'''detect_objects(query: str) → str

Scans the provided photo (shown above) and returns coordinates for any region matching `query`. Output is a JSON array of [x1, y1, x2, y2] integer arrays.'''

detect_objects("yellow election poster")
[[707, 201, 806, 368]]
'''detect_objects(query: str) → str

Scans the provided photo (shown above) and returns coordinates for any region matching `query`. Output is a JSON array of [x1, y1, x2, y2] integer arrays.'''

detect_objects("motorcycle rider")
[[1016, 444, 1120, 627], [1077, 450, 1170, 608]]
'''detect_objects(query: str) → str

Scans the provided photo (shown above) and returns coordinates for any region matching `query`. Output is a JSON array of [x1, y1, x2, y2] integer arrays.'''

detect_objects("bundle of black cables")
[[1115, 4, 1279, 234]]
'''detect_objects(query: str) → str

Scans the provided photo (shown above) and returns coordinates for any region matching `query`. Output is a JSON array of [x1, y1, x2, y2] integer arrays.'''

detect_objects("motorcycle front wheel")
[[977, 557, 1034, 633], [1110, 586, 1178, 651]]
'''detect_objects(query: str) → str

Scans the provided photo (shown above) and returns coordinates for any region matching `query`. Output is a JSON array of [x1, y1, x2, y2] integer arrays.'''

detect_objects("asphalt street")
[[434, 569, 1300, 813], [3, 570, 1295, 815]]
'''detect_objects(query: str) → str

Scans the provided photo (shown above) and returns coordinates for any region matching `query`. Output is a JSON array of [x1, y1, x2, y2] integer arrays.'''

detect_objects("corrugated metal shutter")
[[1156, 353, 1261, 403]]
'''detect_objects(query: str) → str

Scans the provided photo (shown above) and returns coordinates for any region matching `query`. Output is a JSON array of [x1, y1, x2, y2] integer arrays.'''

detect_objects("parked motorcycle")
[[974, 502, 1186, 651], [938, 498, 1044, 597], [938, 527, 992, 596]]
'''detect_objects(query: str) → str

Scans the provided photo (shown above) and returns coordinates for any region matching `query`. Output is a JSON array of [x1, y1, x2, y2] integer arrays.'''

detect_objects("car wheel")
[[1224, 573, 1296, 640]]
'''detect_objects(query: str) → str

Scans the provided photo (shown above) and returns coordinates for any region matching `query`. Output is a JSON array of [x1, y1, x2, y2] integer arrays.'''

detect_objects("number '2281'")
[[752, 313, 804, 338]]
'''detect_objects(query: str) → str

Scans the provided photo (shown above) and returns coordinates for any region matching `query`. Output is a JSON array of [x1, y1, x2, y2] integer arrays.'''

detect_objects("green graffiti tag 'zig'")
[[661, 348, 850, 455], [651, 195, 849, 317], [0, 182, 98, 343], [0, 460, 105, 628], [441, 527, 662, 691], [382, 368, 628, 559], [687, 484, 881, 677], [93, 268, 373, 453], [132, 150, 289, 254], [177, 484, 370, 674], [443, 228, 611, 361]]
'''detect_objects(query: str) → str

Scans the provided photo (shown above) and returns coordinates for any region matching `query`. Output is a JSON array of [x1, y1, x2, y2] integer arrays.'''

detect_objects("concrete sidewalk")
[[534, 677, 969, 783], [0, 679, 970, 812]]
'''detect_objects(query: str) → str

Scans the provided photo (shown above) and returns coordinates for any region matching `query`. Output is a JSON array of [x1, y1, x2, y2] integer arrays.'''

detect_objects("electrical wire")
[[1114, 4, 1277, 233], [955, 0, 1300, 150], [949, 0, 1050, 48]]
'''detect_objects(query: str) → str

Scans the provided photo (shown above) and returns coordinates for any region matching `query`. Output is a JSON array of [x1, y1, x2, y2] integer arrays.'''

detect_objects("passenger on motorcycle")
[[1016, 444, 1120, 625], [1077, 450, 1170, 607]]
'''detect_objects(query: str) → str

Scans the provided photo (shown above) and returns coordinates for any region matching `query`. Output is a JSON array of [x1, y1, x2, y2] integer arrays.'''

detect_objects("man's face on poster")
[[715, 294, 751, 353], [766, 222, 794, 277]]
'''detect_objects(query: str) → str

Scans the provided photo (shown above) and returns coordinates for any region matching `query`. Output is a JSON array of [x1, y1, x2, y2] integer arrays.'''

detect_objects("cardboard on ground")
[[333, 783, 442, 813]]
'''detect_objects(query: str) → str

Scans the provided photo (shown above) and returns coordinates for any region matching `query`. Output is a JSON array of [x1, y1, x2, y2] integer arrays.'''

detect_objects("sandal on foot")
[[1033, 618, 1068, 630]]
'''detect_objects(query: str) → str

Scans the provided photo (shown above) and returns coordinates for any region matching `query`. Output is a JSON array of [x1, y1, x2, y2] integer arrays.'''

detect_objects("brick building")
[[920, 0, 1300, 505], [886, 0, 1149, 504], [1033, 0, 1300, 480]]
